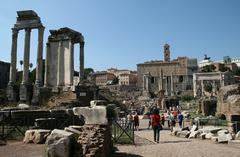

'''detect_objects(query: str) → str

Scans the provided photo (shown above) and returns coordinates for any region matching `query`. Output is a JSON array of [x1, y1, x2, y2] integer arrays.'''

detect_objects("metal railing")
[[110, 118, 134, 144]]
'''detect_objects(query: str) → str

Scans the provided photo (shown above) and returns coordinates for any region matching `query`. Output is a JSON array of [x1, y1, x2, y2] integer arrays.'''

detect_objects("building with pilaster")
[[137, 44, 198, 96]]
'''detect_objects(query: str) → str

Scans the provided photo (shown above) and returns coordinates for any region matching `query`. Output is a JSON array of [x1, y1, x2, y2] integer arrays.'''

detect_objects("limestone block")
[[189, 131, 200, 139], [45, 129, 74, 157], [18, 103, 29, 109], [217, 129, 229, 136], [211, 136, 218, 142], [73, 106, 107, 125], [64, 127, 82, 135], [177, 131, 190, 138], [190, 125, 198, 132], [200, 133, 206, 140], [205, 133, 214, 139], [201, 127, 222, 134], [69, 125, 83, 132], [23, 129, 51, 144], [181, 126, 190, 131], [235, 131, 240, 140], [218, 133, 232, 143]]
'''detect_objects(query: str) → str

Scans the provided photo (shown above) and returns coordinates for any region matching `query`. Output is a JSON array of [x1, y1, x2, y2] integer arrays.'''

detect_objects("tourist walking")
[[161, 113, 165, 126], [127, 112, 133, 124], [134, 112, 139, 131], [169, 113, 176, 132], [177, 112, 184, 128], [148, 114, 152, 129], [152, 109, 161, 143]]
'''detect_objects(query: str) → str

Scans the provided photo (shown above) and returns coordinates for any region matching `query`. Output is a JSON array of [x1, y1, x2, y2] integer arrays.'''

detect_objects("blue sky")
[[0, 0, 240, 71]]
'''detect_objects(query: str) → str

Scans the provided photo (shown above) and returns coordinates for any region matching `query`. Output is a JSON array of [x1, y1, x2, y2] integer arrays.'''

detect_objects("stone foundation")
[[43, 124, 112, 157]]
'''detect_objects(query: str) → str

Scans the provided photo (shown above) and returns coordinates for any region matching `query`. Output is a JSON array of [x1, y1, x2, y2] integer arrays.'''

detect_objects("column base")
[[7, 83, 18, 101], [19, 83, 33, 102], [32, 86, 52, 105]]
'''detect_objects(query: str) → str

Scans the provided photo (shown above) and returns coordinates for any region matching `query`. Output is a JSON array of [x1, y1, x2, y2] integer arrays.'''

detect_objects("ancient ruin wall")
[[217, 84, 240, 120]]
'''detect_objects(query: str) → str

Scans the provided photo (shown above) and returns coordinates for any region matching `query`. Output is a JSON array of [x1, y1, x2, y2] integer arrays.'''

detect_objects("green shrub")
[[181, 94, 194, 102]]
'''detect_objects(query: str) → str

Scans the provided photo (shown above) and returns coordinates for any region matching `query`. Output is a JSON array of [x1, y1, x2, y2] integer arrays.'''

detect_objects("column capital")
[[11, 28, 19, 34], [38, 26, 45, 32], [80, 42, 85, 47], [25, 28, 31, 32]]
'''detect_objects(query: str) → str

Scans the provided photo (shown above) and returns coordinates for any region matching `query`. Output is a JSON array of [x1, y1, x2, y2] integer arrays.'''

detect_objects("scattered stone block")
[[18, 103, 29, 109], [205, 133, 214, 139], [235, 131, 240, 140], [177, 131, 190, 138], [200, 133, 206, 140], [211, 136, 218, 142], [69, 125, 83, 132], [181, 126, 190, 131], [201, 127, 222, 134], [217, 129, 229, 136], [23, 129, 51, 144], [189, 131, 200, 139], [45, 129, 74, 157], [218, 133, 232, 143], [190, 125, 198, 132], [64, 127, 82, 135]]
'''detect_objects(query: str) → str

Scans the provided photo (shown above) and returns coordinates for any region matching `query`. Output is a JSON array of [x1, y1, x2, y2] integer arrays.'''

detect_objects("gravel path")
[[0, 140, 44, 157], [115, 119, 240, 157]]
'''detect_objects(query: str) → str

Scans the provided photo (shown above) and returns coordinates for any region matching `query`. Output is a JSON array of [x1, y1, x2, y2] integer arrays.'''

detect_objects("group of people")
[[126, 107, 184, 143], [149, 108, 184, 142], [127, 112, 139, 131]]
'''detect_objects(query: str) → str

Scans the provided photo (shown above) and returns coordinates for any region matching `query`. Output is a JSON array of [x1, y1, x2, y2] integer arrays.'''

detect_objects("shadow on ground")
[[114, 152, 143, 157], [161, 140, 192, 144]]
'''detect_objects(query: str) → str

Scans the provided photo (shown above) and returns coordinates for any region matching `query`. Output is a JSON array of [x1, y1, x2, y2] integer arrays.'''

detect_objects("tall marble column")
[[35, 26, 45, 86], [79, 42, 85, 81], [44, 43, 50, 87], [8, 28, 18, 85], [22, 28, 31, 85]]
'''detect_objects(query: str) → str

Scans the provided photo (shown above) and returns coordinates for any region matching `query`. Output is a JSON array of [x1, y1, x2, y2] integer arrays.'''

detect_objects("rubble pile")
[[171, 125, 240, 146]]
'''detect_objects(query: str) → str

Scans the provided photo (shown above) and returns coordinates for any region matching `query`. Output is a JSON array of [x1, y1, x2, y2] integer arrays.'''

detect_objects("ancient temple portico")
[[44, 27, 84, 91], [7, 10, 44, 101]]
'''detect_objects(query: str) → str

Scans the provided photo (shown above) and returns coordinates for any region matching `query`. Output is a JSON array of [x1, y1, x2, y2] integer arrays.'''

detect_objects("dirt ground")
[[115, 119, 240, 157], [1, 119, 240, 157], [0, 141, 44, 157]]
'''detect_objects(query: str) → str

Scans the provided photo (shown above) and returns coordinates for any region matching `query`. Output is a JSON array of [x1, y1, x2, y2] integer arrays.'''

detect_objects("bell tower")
[[164, 44, 170, 62]]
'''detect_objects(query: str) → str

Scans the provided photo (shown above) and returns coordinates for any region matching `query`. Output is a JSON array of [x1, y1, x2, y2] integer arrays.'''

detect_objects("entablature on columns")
[[48, 27, 84, 44], [14, 10, 44, 30]]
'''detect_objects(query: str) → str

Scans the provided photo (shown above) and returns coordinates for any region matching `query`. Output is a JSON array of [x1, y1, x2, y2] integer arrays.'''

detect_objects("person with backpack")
[[151, 109, 161, 143]]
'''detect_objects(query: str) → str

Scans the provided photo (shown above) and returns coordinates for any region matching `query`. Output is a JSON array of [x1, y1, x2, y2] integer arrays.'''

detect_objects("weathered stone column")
[[79, 42, 85, 81], [143, 75, 146, 90], [193, 74, 197, 97], [201, 80, 204, 96], [35, 26, 45, 86], [44, 43, 50, 87], [22, 28, 31, 85], [69, 41, 74, 86], [57, 41, 63, 86], [171, 72, 174, 96], [8, 28, 18, 85]]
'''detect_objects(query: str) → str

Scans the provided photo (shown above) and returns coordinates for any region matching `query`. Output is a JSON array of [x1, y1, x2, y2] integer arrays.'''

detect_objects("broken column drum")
[[44, 27, 84, 90], [7, 10, 44, 101]]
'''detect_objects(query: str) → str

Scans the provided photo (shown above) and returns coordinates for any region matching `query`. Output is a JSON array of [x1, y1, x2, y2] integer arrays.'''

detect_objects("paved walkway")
[[115, 119, 240, 157]]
